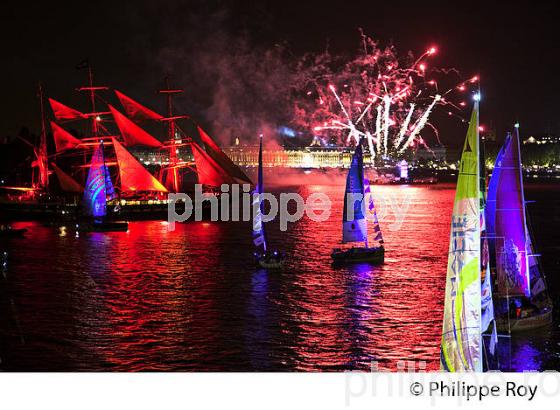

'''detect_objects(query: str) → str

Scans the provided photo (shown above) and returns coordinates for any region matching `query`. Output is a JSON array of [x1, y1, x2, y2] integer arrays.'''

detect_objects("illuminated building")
[[223, 145, 375, 168], [523, 135, 560, 145]]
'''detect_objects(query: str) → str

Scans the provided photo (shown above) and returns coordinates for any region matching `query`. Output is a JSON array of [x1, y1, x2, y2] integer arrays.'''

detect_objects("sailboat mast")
[[251, 133, 267, 254], [159, 77, 184, 192], [258, 134, 266, 252], [165, 77, 175, 141], [37, 82, 49, 191], [514, 124, 532, 296], [39, 83, 47, 155], [77, 64, 109, 138], [363, 167, 368, 249], [360, 139, 369, 249], [88, 66, 98, 137], [475, 97, 483, 373]]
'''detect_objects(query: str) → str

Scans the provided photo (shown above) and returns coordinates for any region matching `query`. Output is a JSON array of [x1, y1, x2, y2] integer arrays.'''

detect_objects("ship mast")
[[88, 66, 98, 136], [36, 83, 49, 192], [159, 77, 185, 192], [77, 64, 109, 138]]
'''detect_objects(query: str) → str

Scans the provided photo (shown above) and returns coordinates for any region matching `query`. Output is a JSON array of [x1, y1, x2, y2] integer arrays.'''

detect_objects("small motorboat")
[[331, 246, 385, 264], [255, 250, 286, 269]]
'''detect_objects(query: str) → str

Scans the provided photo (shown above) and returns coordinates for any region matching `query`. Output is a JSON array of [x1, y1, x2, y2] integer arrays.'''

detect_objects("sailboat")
[[440, 98, 498, 372], [486, 124, 553, 332], [81, 141, 128, 232], [331, 140, 385, 264], [253, 134, 285, 269], [114, 84, 252, 192]]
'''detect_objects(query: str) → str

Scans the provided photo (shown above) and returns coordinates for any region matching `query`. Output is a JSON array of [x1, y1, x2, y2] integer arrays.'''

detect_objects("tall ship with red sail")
[[0, 68, 252, 219]]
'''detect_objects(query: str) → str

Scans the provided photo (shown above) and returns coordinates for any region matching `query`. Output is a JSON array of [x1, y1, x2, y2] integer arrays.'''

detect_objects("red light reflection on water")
[[1, 183, 557, 371]]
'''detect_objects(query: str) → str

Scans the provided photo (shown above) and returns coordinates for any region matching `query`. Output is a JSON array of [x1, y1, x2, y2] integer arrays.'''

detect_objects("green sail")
[[440, 102, 482, 372]]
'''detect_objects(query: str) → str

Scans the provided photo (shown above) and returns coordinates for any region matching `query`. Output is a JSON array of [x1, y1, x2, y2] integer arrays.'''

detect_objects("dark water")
[[1, 182, 559, 371]]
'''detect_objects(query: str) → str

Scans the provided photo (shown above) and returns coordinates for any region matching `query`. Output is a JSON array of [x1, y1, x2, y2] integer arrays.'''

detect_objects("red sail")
[[191, 142, 235, 186], [112, 138, 167, 192], [109, 105, 163, 148], [114, 90, 163, 121], [48, 98, 86, 122], [51, 121, 82, 152], [51, 163, 83, 193], [197, 126, 252, 184]]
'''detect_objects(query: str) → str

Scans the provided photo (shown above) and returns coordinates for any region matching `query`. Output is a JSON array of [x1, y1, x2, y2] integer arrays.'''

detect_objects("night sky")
[[2, 0, 559, 148]]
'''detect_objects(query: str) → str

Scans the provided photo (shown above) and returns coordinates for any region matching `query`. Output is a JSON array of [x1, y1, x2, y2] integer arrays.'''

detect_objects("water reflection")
[[0, 183, 558, 371], [245, 269, 272, 370]]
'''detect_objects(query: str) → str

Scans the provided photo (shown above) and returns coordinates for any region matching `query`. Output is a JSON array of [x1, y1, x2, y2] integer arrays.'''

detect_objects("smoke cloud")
[[155, 7, 295, 145]]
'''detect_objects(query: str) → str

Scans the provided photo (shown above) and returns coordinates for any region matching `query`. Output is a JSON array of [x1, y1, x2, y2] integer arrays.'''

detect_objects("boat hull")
[[257, 259, 285, 269], [91, 221, 129, 232], [0, 199, 214, 221], [496, 307, 552, 333], [74, 220, 129, 232], [255, 251, 286, 269], [331, 246, 385, 264]]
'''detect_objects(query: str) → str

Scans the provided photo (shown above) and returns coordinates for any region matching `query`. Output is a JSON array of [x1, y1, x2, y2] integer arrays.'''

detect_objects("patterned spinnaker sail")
[[342, 143, 367, 244], [83, 142, 109, 218], [480, 142, 498, 356], [487, 130, 530, 297], [252, 135, 267, 252], [104, 165, 116, 201], [441, 103, 482, 372]]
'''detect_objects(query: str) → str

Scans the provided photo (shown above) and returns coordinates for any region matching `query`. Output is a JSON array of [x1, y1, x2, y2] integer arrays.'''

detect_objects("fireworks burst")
[[293, 32, 478, 160]]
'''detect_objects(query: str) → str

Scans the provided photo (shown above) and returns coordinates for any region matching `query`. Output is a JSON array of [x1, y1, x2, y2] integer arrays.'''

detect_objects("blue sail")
[[489, 128, 546, 300], [104, 165, 116, 201], [342, 143, 367, 244], [83, 142, 108, 219], [252, 135, 267, 252], [487, 130, 531, 297], [486, 135, 509, 266]]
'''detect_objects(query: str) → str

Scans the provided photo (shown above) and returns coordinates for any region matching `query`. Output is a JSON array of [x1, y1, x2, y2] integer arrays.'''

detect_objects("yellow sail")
[[440, 102, 482, 372]]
